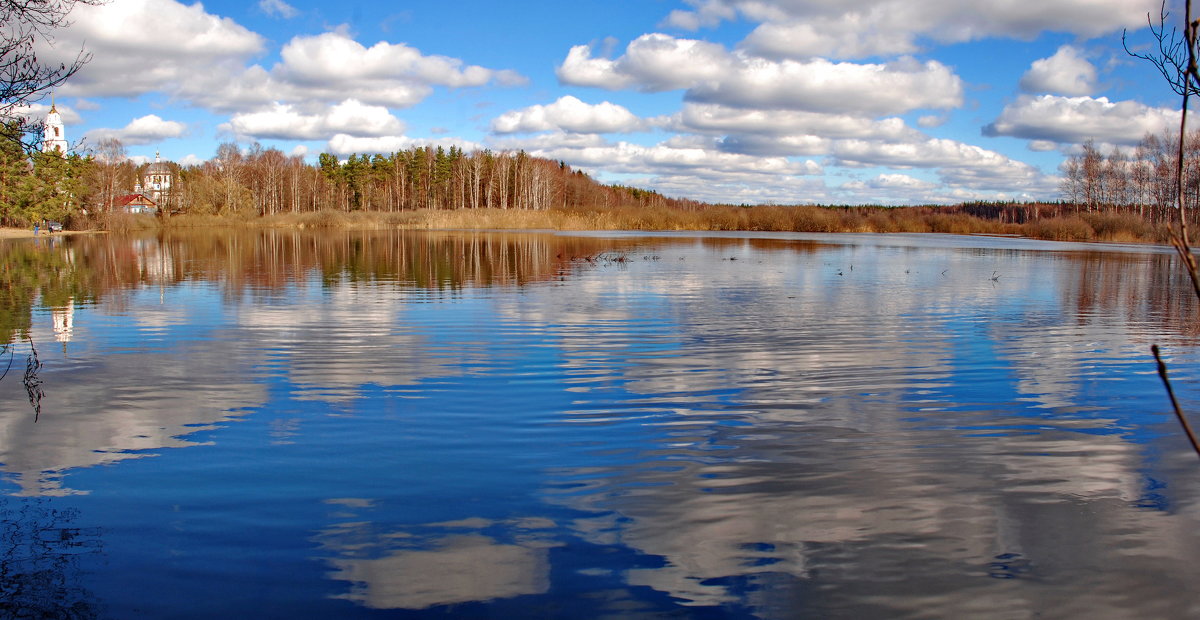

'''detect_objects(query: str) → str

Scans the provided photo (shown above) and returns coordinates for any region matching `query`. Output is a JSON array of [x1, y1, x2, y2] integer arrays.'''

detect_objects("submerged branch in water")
[[1153, 344, 1200, 459], [0, 344, 12, 384], [23, 337, 43, 423], [0, 339, 46, 422]]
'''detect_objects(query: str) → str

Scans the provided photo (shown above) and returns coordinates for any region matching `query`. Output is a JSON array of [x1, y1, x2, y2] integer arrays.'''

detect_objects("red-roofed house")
[[113, 194, 158, 214]]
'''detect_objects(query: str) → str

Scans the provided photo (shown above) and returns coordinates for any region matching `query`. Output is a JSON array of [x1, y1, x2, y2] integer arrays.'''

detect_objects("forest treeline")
[[0, 128, 1197, 244], [1, 132, 705, 227], [120, 142, 705, 218]]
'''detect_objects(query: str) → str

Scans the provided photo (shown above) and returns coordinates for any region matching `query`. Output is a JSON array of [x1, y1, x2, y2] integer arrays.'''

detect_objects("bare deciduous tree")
[[88, 136, 124, 212], [1, 0, 104, 150]]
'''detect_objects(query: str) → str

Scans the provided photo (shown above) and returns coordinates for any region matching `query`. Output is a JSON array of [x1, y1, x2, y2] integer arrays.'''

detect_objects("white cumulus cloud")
[[557, 34, 962, 116], [716, 134, 830, 157], [277, 30, 495, 89], [674, 103, 918, 142], [1019, 46, 1098, 96], [557, 34, 730, 91], [840, 174, 942, 203], [84, 115, 187, 146], [17, 103, 83, 125], [43, 1, 523, 114], [491, 96, 643, 134], [42, 0, 265, 98], [984, 95, 1178, 146], [835, 137, 1015, 168], [687, 56, 961, 116], [667, 0, 1160, 60], [223, 100, 405, 141], [326, 135, 482, 156], [865, 174, 938, 191], [195, 29, 526, 111], [495, 133, 823, 182], [831, 137, 1055, 193], [661, 0, 736, 30]]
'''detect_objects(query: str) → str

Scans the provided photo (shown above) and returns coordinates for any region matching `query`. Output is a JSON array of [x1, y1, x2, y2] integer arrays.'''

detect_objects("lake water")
[[2, 229, 1200, 619]]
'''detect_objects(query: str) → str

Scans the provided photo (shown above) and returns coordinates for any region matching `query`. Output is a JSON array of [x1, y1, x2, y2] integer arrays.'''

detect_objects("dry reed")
[[92, 204, 1176, 245]]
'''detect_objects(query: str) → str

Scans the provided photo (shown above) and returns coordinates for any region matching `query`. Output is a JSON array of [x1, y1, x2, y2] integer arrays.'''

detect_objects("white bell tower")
[[42, 98, 67, 154]]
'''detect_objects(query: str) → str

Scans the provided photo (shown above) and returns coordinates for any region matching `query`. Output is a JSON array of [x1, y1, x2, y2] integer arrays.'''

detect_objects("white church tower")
[[42, 100, 67, 154], [143, 150, 173, 207]]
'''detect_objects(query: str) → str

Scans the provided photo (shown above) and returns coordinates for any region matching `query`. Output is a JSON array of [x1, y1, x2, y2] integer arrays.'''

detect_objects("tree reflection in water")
[[0, 498, 101, 619]]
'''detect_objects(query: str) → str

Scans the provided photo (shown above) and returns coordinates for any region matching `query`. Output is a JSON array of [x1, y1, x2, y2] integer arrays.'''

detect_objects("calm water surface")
[[2, 229, 1200, 618]]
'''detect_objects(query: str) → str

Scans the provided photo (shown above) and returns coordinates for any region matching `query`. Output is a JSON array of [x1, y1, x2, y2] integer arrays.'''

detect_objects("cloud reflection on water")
[[316, 512, 556, 610], [486, 234, 1200, 615], [0, 336, 266, 495], [0, 230, 1198, 618], [0, 230, 622, 494]]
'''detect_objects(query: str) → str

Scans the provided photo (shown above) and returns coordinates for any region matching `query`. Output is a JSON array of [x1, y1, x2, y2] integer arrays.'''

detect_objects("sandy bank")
[[0, 227, 98, 239]]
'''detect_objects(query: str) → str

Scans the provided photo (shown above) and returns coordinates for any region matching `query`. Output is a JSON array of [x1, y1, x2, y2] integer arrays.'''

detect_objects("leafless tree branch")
[[1139, 0, 1200, 459], [0, 0, 104, 152], [1125, 2, 1200, 97]]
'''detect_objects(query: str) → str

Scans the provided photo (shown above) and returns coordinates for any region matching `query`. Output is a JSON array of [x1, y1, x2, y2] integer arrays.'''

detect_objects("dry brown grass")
[[89, 204, 1174, 245], [1023, 216, 1096, 241], [162, 212, 259, 229], [1013, 212, 1174, 243], [1078, 211, 1169, 243], [103, 213, 160, 234]]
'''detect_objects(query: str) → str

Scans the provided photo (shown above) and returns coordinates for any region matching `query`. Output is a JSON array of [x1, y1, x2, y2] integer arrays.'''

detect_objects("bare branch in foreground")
[[1153, 345, 1200, 459]]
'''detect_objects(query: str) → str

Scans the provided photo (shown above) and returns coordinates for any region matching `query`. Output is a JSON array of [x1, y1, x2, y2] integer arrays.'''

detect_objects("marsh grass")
[[162, 212, 261, 229], [1079, 212, 1165, 243], [112, 204, 1179, 244], [102, 213, 160, 234], [1024, 216, 1097, 242]]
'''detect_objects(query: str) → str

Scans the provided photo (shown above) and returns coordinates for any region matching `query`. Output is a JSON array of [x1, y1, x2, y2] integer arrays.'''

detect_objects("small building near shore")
[[113, 193, 158, 214]]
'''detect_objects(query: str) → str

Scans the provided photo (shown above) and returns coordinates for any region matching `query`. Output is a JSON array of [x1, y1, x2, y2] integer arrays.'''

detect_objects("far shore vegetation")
[[2, 126, 1195, 245], [98, 204, 1170, 245]]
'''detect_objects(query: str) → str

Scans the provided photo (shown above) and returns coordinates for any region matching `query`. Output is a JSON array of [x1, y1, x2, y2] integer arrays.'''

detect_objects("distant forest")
[[93, 141, 708, 219], [2, 127, 1199, 244], [1, 132, 709, 227]]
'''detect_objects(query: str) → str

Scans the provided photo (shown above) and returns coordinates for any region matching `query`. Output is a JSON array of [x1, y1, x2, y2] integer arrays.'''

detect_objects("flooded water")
[[2, 229, 1200, 619]]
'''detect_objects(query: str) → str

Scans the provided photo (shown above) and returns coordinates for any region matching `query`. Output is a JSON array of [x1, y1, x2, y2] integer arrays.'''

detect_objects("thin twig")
[[1174, 3, 1193, 248], [1153, 345, 1200, 458], [1124, 3, 1200, 97], [0, 344, 13, 383]]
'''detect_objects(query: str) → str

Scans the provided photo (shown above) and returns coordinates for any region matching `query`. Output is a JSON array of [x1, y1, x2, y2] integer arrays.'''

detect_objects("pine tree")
[[0, 121, 29, 224], [23, 151, 86, 224]]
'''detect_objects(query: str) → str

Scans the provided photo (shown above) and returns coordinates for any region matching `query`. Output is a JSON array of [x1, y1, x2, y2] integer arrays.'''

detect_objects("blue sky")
[[20, 0, 1185, 204]]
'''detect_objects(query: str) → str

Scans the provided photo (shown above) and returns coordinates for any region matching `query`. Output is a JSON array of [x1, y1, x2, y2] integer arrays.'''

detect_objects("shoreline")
[[0, 204, 1174, 245], [0, 228, 98, 239], [0, 226, 1164, 249]]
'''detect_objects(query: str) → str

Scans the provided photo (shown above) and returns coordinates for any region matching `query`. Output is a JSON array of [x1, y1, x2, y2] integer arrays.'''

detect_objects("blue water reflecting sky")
[[1, 230, 1199, 618]]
